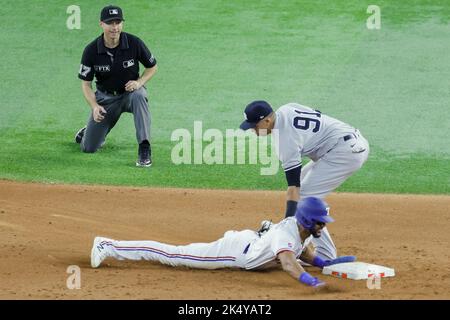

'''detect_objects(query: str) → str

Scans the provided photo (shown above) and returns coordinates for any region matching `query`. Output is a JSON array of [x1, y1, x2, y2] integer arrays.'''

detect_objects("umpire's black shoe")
[[75, 127, 86, 144], [136, 141, 152, 167]]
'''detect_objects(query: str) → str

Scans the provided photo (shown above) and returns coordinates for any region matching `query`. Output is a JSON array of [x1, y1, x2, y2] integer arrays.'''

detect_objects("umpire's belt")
[[97, 86, 125, 96]]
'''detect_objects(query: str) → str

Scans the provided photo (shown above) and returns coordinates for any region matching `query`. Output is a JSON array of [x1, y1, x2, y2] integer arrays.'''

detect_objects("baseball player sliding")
[[91, 197, 355, 288], [240, 100, 370, 261]]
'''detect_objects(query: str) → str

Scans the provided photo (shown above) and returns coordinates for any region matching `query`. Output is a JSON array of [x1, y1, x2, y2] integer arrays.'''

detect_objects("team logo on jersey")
[[149, 55, 155, 64], [94, 65, 111, 72], [123, 59, 135, 68], [79, 64, 91, 77], [288, 243, 293, 248], [109, 9, 119, 15]]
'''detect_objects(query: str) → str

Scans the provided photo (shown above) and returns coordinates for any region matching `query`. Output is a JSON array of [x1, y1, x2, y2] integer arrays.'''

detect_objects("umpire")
[[76, 5, 158, 167]]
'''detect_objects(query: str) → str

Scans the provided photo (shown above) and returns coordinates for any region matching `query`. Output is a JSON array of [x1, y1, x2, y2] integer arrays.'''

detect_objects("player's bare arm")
[[81, 80, 106, 122], [278, 250, 325, 287], [302, 242, 358, 270], [286, 186, 300, 202], [278, 250, 305, 280], [299, 243, 315, 265]]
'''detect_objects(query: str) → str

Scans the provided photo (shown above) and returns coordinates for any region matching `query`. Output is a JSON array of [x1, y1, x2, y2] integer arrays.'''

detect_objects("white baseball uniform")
[[273, 103, 370, 260], [98, 217, 311, 270]]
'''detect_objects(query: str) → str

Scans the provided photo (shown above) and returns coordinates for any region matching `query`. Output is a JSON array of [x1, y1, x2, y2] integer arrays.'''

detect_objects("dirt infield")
[[0, 180, 449, 300]]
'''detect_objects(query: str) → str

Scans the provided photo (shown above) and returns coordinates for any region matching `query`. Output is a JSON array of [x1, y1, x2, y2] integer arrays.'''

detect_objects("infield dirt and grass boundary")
[[1, 180, 449, 299]]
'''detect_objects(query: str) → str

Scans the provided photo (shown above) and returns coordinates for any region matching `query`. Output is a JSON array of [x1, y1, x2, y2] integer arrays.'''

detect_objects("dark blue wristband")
[[285, 200, 298, 218], [285, 166, 301, 187], [312, 256, 327, 268]]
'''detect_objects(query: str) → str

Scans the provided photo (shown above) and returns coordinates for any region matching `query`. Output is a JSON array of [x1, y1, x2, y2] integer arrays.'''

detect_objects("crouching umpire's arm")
[[139, 65, 157, 87], [125, 64, 158, 92], [81, 80, 107, 123]]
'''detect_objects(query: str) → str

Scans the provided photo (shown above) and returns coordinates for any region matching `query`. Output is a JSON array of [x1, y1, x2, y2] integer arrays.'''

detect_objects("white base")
[[322, 262, 395, 280]]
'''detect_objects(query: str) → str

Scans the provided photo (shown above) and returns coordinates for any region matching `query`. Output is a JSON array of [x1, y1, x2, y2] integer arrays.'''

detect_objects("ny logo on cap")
[[109, 9, 119, 15], [244, 112, 248, 121]]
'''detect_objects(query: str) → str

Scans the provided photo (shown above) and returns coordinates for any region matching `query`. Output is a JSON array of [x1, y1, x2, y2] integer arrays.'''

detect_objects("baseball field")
[[0, 0, 449, 300]]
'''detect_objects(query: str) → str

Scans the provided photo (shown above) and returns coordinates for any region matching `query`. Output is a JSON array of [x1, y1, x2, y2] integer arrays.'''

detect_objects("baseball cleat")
[[136, 158, 152, 167], [75, 126, 86, 144], [257, 220, 273, 236], [91, 237, 113, 268], [136, 142, 152, 167]]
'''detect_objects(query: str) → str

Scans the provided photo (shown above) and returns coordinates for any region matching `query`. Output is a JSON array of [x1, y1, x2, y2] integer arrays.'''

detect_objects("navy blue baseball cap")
[[240, 100, 273, 130], [101, 5, 124, 23]]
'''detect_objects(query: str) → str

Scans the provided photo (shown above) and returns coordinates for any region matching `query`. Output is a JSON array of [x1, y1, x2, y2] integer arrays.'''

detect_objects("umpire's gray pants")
[[81, 87, 151, 153]]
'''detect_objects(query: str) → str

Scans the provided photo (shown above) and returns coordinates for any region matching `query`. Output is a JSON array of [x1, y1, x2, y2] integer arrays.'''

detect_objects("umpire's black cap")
[[101, 5, 124, 22], [240, 100, 273, 130]]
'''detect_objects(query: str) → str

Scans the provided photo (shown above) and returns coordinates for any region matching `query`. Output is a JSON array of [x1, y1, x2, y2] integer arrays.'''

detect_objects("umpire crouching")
[[76, 5, 158, 167]]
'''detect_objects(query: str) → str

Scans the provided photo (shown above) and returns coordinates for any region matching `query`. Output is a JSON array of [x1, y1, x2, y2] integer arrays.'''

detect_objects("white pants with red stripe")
[[103, 230, 258, 270]]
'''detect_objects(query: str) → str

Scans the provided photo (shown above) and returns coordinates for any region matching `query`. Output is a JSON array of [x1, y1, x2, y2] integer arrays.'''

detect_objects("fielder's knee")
[[314, 247, 337, 261], [81, 144, 99, 153]]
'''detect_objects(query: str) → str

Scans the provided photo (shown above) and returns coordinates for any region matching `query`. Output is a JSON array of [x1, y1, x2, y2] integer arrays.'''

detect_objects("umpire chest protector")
[[79, 32, 156, 93]]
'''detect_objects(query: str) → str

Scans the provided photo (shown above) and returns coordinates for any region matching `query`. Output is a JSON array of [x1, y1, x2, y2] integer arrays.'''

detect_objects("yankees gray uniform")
[[273, 103, 370, 260]]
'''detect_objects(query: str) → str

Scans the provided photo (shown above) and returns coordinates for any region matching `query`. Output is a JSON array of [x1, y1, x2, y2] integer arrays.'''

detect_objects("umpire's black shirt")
[[78, 32, 157, 93]]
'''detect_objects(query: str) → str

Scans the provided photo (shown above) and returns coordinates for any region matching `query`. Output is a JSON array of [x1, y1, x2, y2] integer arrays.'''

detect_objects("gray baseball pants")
[[81, 87, 151, 153], [300, 131, 370, 260]]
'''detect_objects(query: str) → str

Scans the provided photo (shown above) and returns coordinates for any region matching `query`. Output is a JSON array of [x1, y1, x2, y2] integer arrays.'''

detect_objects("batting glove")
[[299, 272, 326, 288], [312, 255, 357, 268]]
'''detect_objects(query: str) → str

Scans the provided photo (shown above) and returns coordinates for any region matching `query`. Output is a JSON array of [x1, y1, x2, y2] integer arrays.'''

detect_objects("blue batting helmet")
[[295, 197, 334, 229]]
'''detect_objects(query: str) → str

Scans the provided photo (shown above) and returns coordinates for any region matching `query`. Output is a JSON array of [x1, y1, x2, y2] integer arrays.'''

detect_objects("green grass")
[[0, 0, 449, 194]]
